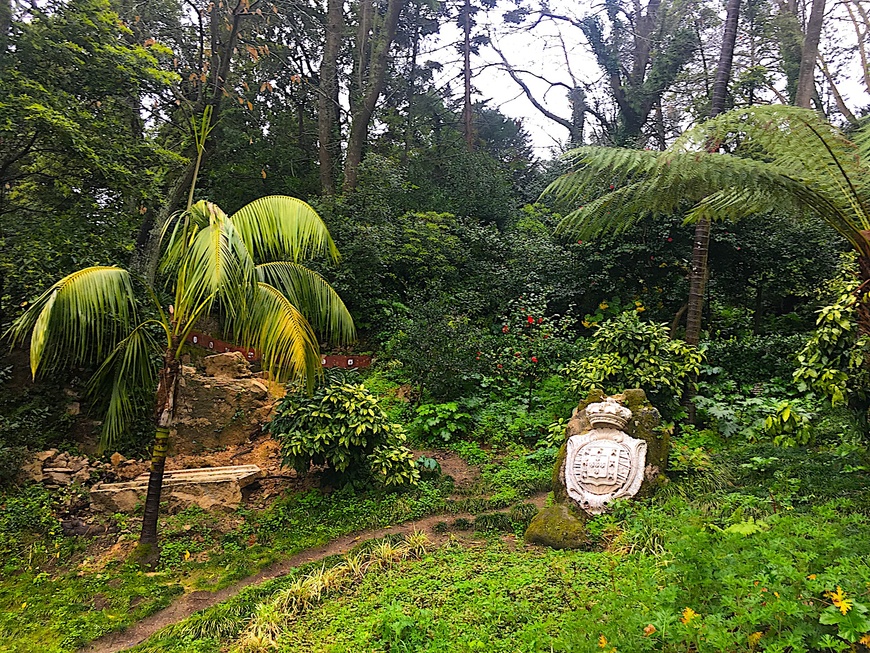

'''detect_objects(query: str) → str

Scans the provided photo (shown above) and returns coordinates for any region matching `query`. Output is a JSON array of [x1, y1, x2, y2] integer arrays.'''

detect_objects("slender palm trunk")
[[138, 346, 181, 558], [684, 0, 740, 346]]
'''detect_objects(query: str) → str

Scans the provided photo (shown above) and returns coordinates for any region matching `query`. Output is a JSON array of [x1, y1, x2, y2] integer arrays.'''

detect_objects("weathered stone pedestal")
[[525, 389, 667, 549]]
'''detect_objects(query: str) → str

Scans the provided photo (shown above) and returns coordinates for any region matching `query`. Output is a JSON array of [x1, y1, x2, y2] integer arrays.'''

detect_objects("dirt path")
[[80, 493, 547, 653]]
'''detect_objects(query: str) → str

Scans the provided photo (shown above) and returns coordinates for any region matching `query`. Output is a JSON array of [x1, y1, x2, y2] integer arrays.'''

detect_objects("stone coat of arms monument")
[[525, 389, 668, 549]]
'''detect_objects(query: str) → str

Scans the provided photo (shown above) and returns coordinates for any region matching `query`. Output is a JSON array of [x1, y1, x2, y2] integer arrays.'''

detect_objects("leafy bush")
[[794, 257, 870, 409], [482, 291, 581, 398], [562, 311, 703, 412], [410, 401, 474, 443], [382, 298, 487, 400], [703, 334, 806, 385], [270, 372, 419, 487]]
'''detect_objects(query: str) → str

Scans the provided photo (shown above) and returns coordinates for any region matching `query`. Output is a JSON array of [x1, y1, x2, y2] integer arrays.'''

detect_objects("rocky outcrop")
[[203, 351, 252, 379], [524, 504, 589, 549], [171, 355, 276, 454], [18, 449, 149, 487]]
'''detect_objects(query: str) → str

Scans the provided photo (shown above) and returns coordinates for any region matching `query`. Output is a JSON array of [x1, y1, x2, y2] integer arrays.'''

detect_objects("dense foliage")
[[270, 372, 419, 487]]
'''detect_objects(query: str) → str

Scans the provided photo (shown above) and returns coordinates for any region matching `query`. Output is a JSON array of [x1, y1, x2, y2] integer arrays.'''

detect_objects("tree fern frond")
[[6, 266, 137, 377], [256, 262, 355, 345], [231, 196, 341, 265]]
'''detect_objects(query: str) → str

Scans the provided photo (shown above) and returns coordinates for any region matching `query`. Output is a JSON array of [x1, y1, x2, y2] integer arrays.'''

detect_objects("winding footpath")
[[79, 493, 547, 653]]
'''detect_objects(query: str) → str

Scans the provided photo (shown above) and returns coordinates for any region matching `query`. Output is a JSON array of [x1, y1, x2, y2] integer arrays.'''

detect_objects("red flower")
[[667, 237, 673, 242], [537, 317, 543, 324], [609, 184, 614, 190], [497, 364, 503, 369], [515, 352, 522, 357], [527, 316, 534, 324], [502, 325, 509, 333], [531, 356, 538, 363], [543, 334, 549, 339]]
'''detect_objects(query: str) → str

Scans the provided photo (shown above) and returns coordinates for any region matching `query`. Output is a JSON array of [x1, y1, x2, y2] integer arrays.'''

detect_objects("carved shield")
[[565, 428, 646, 514]]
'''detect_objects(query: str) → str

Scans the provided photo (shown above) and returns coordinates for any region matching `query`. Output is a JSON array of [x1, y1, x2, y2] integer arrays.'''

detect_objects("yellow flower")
[[582, 320, 592, 328], [807, 574, 817, 580], [599, 302, 609, 310], [748, 631, 763, 648], [858, 634, 870, 646], [681, 607, 698, 625], [643, 624, 656, 637], [635, 306, 646, 313], [598, 635, 608, 648], [827, 586, 853, 615]]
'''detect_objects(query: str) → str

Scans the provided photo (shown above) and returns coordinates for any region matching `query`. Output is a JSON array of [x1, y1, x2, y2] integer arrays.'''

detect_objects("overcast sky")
[[423, 0, 870, 156]]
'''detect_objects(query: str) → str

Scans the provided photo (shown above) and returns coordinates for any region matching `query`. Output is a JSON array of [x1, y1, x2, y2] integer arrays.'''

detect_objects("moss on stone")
[[524, 504, 589, 549]]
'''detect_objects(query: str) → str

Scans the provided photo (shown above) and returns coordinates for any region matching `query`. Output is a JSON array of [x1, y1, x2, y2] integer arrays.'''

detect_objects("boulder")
[[524, 504, 589, 549], [90, 465, 264, 513], [203, 351, 252, 379], [170, 366, 274, 454]]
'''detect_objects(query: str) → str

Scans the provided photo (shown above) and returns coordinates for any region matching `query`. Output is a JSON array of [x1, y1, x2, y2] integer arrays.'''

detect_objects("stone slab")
[[90, 465, 264, 513]]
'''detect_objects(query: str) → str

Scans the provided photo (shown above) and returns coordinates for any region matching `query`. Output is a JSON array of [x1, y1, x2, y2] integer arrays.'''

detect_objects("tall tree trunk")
[[795, 0, 826, 108], [461, 0, 474, 151], [403, 1, 422, 164], [776, 2, 803, 103], [0, 0, 12, 61], [318, 0, 343, 195], [132, 1, 245, 282], [136, 345, 181, 567], [343, 0, 403, 193], [684, 0, 740, 347]]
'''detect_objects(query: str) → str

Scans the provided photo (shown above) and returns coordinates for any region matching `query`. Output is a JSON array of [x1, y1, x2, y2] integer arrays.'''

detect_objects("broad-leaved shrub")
[[270, 373, 419, 487]]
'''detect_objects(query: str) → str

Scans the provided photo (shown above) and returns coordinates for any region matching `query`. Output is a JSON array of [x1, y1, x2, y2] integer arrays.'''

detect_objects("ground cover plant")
[[4, 1, 870, 651], [121, 445, 870, 653]]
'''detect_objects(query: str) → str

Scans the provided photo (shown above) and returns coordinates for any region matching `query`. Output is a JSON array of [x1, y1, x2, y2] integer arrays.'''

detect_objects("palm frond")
[[158, 201, 213, 279], [171, 201, 254, 326], [233, 282, 322, 388], [86, 321, 166, 448], [6, 266, 137, 377], [256, 262, 355, 345], [231, 196, 340, 265]]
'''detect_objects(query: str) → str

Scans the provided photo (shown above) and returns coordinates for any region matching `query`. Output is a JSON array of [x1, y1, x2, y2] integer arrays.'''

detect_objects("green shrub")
[[562, 311, 702, 413], [270, 372, 419, 487], [411, 401, 474, 443], [793, 257, 870, 409], [703, 334, 806, 385]]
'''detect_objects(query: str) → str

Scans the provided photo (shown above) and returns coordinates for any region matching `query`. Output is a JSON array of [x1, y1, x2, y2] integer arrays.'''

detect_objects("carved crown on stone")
[[585, 397, 632, 430]]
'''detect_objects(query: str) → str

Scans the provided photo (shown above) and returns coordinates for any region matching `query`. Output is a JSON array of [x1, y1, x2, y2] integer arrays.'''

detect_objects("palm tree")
[[8, 196, 354, 564], [545, 105, 870, 332]]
